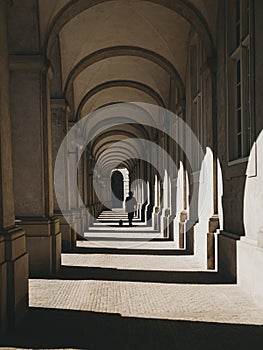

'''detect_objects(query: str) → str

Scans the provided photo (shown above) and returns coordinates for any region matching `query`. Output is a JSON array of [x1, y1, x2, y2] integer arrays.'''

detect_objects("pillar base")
[[207, 232, 215, 269], [18, 216, 61, 278], [185, 220, 196, 253], [179, 221, 185, 248], [152, 206, 160, 231], [55, 213, 76, 253], [218, 231, 239, 282], [72, 208, 85, 238], [160, 208, 170, 238], [83, 208, 90, 232], [1, 226, 28, 332], [237, 235, 263, 306], [0, 234, 7, 333], [168, 215, 175, 240], [207, 215, 220, 270], [178, 211, 187, 248]]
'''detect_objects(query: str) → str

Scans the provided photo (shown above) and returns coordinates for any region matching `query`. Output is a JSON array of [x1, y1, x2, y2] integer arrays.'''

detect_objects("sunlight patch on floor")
[[29, 278, 263, 326]]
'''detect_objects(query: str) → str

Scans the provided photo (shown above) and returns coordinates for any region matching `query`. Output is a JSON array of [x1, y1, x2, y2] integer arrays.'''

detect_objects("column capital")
[[9, 54, 53, 76], [51, 98, 70, 112]]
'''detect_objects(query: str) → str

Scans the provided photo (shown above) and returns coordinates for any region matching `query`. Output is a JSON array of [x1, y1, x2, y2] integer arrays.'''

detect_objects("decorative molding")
[[8, 54, 51, 74], [51, 98, 69, 111], [220, 230, 242, 240]]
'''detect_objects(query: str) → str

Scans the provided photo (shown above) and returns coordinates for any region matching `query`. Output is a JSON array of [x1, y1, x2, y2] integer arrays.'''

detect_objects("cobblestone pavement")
[[28, 242, 263, 326], [1, 231, 263, 349]]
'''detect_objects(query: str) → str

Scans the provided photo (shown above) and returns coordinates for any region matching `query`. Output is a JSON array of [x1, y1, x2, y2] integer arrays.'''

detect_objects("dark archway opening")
[[111, 171, 124, 208]]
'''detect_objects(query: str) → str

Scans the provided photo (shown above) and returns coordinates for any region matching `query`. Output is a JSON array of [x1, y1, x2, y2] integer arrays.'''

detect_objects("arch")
[[80, 87, 159, 118], [95, 145, 140, 169], [46, 0, 215, 59], [90, 129, 149, 160], [97, 147, 141, 171], [64, 46, 185, 100], [106, 160, 134, 173], [94, 101, 124, 111], [76, 80, 166, 119], [82, 102, 158, 141]]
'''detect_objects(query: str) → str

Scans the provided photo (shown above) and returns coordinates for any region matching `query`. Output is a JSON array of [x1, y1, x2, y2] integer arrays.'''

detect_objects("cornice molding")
[[51, 98, 69, 111], [8, 54, 52, 75]]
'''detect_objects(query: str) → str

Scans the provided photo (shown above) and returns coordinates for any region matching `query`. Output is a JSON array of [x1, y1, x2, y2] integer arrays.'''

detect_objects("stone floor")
[[1, 212, 263, 349]]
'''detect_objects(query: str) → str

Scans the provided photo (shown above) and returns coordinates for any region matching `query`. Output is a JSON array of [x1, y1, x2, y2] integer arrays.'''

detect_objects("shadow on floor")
[[1, 307, 262, 350], [84, 233, 162, 238], [97, 224, 140, 227], [49, 265, 232, 284], [70, 246, 193, 256]]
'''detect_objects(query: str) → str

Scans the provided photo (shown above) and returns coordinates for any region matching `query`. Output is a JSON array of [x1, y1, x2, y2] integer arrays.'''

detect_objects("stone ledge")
[[17, 217, 60, 237], [8, 54, 52, 76], [220, 231, 241, 240]]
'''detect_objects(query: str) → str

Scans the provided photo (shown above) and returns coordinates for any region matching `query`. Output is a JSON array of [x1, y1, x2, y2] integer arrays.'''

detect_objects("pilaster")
[[51, 99, 77, 252], [9, 54, 61, 277], [0, 0, 28, 332]]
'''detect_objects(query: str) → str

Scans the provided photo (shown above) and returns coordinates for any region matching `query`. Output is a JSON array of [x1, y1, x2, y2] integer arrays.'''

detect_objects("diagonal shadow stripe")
[[68, 247, 193, 256], [42, 266, 235, 284], [1, 307, 262, 349]]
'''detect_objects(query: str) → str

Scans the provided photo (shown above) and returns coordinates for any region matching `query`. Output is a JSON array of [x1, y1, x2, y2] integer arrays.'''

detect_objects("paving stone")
[[28, 239, 263, 326], [2, 224, 263, 350]]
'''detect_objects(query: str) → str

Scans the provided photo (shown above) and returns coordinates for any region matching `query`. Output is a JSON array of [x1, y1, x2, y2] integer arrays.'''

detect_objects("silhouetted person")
[[125, 191, 137, 226]]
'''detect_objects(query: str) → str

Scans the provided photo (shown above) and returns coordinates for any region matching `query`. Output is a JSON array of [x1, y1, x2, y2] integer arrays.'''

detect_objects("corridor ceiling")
[[38, 0, 218, 170]]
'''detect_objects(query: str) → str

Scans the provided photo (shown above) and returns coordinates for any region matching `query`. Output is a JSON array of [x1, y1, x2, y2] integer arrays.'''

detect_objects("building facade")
[[1, 0, 263, 332]]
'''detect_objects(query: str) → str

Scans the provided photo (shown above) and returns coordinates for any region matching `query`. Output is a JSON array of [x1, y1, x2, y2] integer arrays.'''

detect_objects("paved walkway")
[[29, 242, 263, 326], [1, 211, 263, 349]]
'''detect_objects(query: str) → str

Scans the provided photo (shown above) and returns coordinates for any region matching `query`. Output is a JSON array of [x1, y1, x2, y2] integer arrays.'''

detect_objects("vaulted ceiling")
[[38, 0, 218, 169]]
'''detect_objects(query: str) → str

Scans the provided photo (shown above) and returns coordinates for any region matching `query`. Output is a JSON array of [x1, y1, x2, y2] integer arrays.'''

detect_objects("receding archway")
[[111, 170, 124, 208]]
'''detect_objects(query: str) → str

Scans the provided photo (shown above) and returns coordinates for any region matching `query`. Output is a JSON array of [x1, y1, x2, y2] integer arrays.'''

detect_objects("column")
[[152, 175, 159, 230], [51, 99, 76, 252], [201, 59, 219, 269], [82, 150, 89, 230], [175, 105, 188, 248], [9, 57, 61, 277], [0, 0, 28, 331], [87, 151, 95, 224]]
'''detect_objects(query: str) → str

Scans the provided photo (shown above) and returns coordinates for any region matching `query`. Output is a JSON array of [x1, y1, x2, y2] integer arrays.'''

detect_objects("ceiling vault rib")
[[46, 0, 215, 59], [76, 79, 165, 120], [64, 45, 185, 102], [91, 132, 147, 160]]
